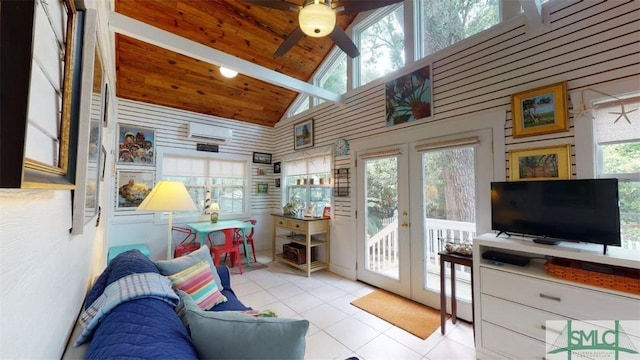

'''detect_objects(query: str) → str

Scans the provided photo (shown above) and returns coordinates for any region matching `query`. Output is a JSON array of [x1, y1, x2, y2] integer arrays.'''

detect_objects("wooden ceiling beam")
[[109, 11, 344, 105]]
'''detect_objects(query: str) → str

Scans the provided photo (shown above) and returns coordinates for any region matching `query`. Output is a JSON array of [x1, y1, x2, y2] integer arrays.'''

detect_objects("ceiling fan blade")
[[241, 0, 301, 12], [274, 26, 306, 57], [328, 26, 359, 58], [333, 0, 403, 15]]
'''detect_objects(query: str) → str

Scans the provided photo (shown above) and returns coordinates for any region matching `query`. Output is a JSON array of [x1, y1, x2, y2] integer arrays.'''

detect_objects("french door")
[[355, 145, 411, 296], [356, 130, 493, 321]]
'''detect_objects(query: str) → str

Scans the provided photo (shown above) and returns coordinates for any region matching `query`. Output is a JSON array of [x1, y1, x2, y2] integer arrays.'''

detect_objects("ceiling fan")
[[242, 0, 403, 58]]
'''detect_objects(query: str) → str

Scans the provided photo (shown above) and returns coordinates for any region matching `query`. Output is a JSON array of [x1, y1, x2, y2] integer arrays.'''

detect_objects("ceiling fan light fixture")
[[220, 67, 238, 78], [299, 1, 336, 38]]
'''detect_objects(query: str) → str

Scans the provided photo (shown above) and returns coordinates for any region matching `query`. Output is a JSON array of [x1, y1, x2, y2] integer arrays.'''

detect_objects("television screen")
[[491, 179, 620, 246]]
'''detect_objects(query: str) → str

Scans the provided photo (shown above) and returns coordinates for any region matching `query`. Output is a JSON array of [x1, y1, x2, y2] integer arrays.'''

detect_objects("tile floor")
[[230, 251, 476, 360]]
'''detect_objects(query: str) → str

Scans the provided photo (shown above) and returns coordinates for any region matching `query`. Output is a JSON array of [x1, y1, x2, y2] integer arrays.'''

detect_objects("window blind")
[[359, 148, 402, 159], [285, 154, 331, 176], [163, 155, 245, 178], [593, 96, 640, 144], [414, 136, 480, 152]]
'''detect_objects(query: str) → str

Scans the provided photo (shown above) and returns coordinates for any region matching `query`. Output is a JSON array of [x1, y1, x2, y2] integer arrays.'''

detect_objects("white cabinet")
[[473, 234, 640, 360]]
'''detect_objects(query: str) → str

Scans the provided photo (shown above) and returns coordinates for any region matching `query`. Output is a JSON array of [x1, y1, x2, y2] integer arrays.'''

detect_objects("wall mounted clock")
[[333, 138, 349, 157]]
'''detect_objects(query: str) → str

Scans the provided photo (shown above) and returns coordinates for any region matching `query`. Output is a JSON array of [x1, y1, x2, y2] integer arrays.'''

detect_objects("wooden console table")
[[271, 214, 330, 277], [438, 251, 474, 335]]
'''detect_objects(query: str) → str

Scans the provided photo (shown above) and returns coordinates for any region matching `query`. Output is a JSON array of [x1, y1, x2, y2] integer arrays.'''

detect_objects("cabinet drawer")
[[287, 219, 308, 232], [274, 217, 288, 228], [481, 267, 640, 320], [482, 321, 547, 360], [481, 294, 568, 342]]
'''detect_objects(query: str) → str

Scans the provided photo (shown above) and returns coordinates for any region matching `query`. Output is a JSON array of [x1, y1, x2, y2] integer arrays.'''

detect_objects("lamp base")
[[210, 212, 219, 223]]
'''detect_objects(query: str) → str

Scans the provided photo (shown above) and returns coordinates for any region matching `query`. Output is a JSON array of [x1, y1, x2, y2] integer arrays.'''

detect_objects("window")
[[162, 152, 250, 219], [355, 4, 405, 87], [593, 97, 640, 251], [416, 0, 499, 59], [315, 50, 347, 106], [288, 95, 310, 117], [284, 154, 332, 217]]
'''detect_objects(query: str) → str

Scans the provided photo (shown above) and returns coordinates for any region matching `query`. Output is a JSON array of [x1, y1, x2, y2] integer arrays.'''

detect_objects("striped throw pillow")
[[168, 259, 227, 310]]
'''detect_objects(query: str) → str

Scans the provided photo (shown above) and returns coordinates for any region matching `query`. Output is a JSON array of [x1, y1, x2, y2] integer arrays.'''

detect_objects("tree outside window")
[[357, 5, 405, 86], [417, 0, 499, 59]]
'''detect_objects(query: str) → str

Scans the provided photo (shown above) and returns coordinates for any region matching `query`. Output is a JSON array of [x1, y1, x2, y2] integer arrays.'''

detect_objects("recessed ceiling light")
[[220, 67, 238, 78]]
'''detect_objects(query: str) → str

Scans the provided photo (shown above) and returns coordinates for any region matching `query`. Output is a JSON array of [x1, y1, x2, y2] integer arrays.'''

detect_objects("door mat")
[[351, 289, 442, 339]]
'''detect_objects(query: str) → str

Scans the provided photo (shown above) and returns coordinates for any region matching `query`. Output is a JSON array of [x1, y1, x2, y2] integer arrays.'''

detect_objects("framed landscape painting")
[[509, 145, 571, 181], [511, 81, 568, 138], [294, 118, 314, 150]]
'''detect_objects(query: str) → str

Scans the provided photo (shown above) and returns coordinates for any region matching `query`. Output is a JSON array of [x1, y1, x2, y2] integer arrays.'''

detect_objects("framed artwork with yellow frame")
[[511, 81, 568, 138], [509, 145, 571, 181]]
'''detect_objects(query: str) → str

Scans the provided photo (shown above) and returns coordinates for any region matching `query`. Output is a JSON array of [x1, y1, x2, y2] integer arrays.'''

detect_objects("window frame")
[[572, 78, 640, 252], [282, 150, 333, 217], [352, 3, 405, 88], [156, 147, 252, 224], [313, 47, 348, 106]]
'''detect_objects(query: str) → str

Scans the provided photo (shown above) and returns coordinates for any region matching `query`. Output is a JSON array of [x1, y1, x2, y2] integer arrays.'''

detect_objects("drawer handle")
[[279, 221, 284, 225], [539, 293, 561, 302], [540, 324, 562, 334], [295, 224, 300, 228]]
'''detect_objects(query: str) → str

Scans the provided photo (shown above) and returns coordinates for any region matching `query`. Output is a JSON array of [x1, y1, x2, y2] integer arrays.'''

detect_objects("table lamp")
[[137, 180, 197, 259], [210, 203, 220, 223]]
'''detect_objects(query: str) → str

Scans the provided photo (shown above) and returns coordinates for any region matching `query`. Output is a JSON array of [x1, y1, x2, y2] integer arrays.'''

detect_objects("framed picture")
[[253, 152, 272, 164], [116, 170, 155, 209], [511, 81, 568, 138], [275, 178, 281, 188], [509, 145, 571, 181], [71, 23, 104, 235], [117, 124, 155, 165], [257, 183, 268, 195], [322, 206, 331, 219], [1, 0, 78, 188], [385, 64, 432, 127], [294, 118, 314, 150], [100, 145, 107, 181], [102, 83, 110, 128], [273, 161, 281, 174]]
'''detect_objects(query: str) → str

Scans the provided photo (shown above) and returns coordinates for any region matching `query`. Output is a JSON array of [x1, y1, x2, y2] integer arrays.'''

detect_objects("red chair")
[[172, 226, 198, 258], [208, 228, 243, 274], [226, 219, 257, 263]]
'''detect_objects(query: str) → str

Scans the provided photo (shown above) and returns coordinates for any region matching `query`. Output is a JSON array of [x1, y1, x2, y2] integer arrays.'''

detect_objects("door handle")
[[402, 211, 408, 216], [401, 221, 409, 227]]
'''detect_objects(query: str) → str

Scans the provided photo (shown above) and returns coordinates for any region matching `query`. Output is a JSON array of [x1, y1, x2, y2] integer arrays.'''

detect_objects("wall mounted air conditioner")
[[187, 123, 233, 145]]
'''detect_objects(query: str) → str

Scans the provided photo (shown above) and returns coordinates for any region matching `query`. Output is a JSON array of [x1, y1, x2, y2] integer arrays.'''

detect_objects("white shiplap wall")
[[110, 99, 279, 257], [272, 0, 639, 277], [276, 0, 640, 200]]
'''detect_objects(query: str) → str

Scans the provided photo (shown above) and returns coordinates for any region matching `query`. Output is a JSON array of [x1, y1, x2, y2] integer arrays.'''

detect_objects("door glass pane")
[[422, 147, 476, 300], [364, 156, 399, 279]]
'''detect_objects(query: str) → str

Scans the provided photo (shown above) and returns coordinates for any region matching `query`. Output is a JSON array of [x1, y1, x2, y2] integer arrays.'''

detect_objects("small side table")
[[108, 244, 150, 263], [438, 251, 474, 335]]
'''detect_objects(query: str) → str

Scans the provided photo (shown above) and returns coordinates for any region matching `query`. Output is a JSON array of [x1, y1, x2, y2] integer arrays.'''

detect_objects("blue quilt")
[[83, 250, 198, 359]]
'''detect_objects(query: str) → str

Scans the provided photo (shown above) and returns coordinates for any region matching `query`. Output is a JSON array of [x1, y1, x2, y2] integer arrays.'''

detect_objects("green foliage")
[[602, 142, 640, 247], [419, 0, 499, 56], [365, 157, 398, 236]]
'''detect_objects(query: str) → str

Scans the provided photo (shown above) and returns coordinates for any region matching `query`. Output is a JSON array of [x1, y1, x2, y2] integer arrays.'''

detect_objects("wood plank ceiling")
[[114, 0, 356, 127]]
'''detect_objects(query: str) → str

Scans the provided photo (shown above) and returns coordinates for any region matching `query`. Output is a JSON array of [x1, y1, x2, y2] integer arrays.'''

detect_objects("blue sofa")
[[64, 248, 309, 360], [67, 249, 251, 359]]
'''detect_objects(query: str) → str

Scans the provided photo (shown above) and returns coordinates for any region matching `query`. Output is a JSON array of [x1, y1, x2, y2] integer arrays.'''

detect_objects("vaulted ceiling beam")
[[109, 12, 344, 105]]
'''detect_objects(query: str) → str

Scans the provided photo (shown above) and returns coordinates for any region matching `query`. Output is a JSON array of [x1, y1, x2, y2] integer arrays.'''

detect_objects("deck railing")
[[366, 217, 475, 274]]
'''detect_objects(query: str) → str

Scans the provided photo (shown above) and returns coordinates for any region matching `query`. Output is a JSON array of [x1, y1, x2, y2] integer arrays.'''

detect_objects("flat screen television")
[[491, 179, 621, 253]]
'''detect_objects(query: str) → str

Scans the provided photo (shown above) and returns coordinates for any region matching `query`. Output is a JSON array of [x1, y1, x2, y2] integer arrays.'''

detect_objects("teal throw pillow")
[[178, 291, 309, 359], [155, 244, 223, 289]]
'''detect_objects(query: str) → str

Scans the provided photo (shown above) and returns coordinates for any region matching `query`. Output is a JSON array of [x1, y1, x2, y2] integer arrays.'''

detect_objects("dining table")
[[187, 220, 255, 266]]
